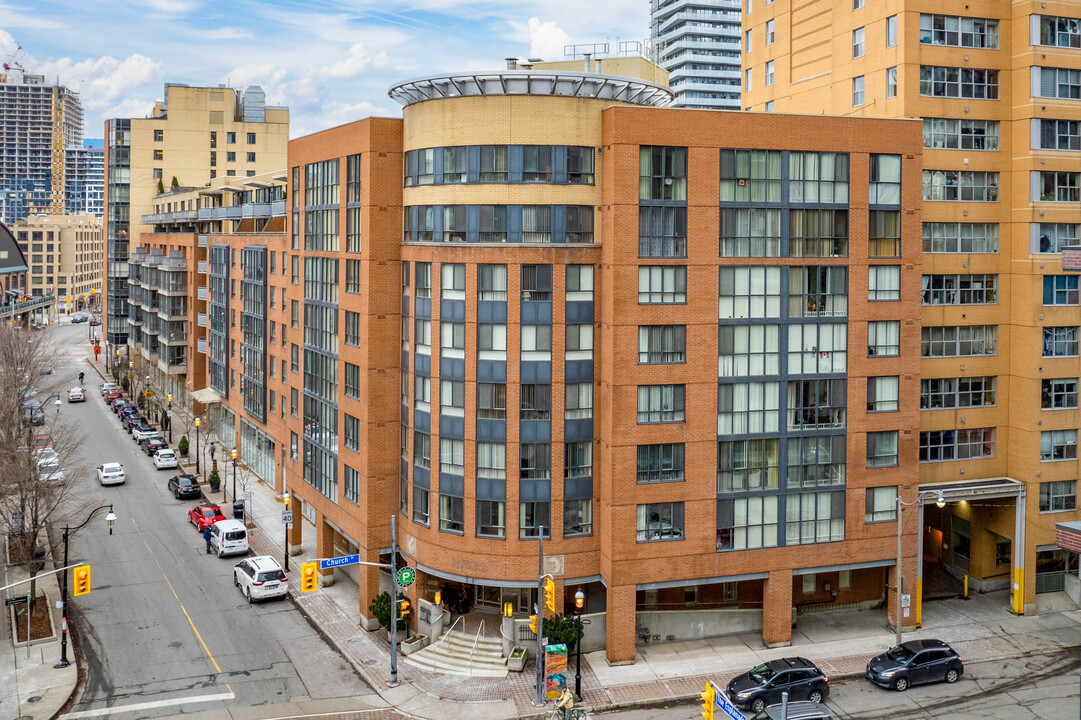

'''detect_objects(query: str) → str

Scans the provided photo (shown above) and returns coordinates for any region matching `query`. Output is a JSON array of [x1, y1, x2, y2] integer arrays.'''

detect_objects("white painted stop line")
[[60, 690, 235, 718]]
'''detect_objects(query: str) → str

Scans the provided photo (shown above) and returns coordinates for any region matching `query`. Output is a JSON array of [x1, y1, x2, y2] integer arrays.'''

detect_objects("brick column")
[[604, 584, 636, 665], [763, 570, 793, 648], [286, 494, 303, 555], [316, 517, 336, 587], [359, 561, 382, 631]]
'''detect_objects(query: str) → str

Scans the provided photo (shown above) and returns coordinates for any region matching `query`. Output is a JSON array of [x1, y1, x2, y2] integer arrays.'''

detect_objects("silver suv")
[[233, 556, 288, 603]]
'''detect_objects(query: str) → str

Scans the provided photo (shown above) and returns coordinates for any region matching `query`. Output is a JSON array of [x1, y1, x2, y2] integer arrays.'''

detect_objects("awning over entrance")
[[1055, 521, 1081, 554], [190, 387, 221, 404], [417, 562, 536, 588], [920, 476, 1024, 502]]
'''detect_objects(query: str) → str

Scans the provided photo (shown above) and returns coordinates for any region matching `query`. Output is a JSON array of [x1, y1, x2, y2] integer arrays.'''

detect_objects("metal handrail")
[[428, 613, 464, 652], [469, 619, 485, 675]]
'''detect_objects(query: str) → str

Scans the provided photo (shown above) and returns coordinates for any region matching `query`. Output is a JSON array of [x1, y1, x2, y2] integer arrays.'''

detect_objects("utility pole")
[[388, 513, 400, 687], [533, 526, 545, 707]]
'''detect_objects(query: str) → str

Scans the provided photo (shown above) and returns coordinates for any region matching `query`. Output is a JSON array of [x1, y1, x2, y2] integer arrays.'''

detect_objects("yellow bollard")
[[963, 574, 968, 599]]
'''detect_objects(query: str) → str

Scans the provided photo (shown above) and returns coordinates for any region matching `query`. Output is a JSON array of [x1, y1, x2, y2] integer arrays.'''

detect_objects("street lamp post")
[[895, 490, 946, 647], [194, 417, 201, 474], [167, 394, 173, 443], [573, 588, 585, 700], [231, 447, 238, 508], [56, 504, 117, 668], [281, 492, 291, 572]]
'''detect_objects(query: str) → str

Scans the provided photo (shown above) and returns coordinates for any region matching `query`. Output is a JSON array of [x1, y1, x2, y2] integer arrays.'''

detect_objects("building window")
[[922, 274, 998, 305], [869, 155, 901, 204], [920, 14, 999, 48], [1039, 172, 1081, 203], [153, 168, 163, 179], [345, 259, 362, 294], [521, 325, 551, 355], [439, 438, 465, 477], [153, 149, 163, 161], [766, 101, 774, 112], [867, 431, 899, 468], [1036, 67, 1081, 100], [477, 500, 506, 538], [413, 486, 430, 525], [886, 67, 898, 98], [640, 206, 688, 258], [719, 325, 780, 377], [1042, 378, 1079, 410], [1040, 480, 1077, 513], [413, 431, 430, 469], [640, 146, 688, 201], [867, 376, 900, 412], [922, 170, 999, 202], [567, 146, 595, 184], [637, 384, 686, 424], [439, 495, 464, 534], [247, 132, 256, 144], [639, 266, 686, 304], [638, 443, 686, 484], [717, 496, 779, 551], [636, 502, 685, 541], [564, 441, 592, 479], [886, 15, 897, 47], [787, 435, 846, 488], [853, 27, 865, 57], [788, 323, 847, 374], [920, 376, 996, 409], [853, 0, 863, 8], [1044, 326, 1080, 357], [519, 500, 551, 539], [923, 222, 998, 253], [745, 29, 753, 53], [852, 76, 865, 105], [923, 118, 1000, 151], [638, 325, 686, 364], [1039, 16, 1081, 48], [919, 428, 996, 461], [566, 324, 593, 355], [718, 438, 778, 491], [921, 325, 997, 357], [720, 149, 782, 203], [478, 265, 508, 300], [440, 380, 465, 417], [247, 152, 256, 162], [344, 466, 359, 504], [477, 442, 506, 479], [718, 382, 780, 433], [720, 208, 783, 257], [1044, 275, 1080, 305], [227, 151, 236, 162], [786, 491, 845, 545], [745, 68, 753, 93], [344, 311, 361, 347], [788, 209, 847, 258], [868, 321, 900, 357], [720, 266, 782, 318], [521, 264, 552, 301], [564, 499, 593, 537], [345, 362, 360, 399], [868, 266, 901, 301], [920, 66, 1000, 99], [1041, 430, 1078, 461], [787, 379, 846, 430], [866, 487, 898, 522], [479, 146, 508, 182], [520, 384, 552, 421], [154, 129, 163, 141], [867, 210, 900, 258], [415, 376, 431, 412], [565, 382, 592, 420], [765, 61, 774, 86]]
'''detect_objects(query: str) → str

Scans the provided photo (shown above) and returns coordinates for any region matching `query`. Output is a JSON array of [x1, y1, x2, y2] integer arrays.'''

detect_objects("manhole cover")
[[17, 715, 33, 720], [27, 696, 42, 703]]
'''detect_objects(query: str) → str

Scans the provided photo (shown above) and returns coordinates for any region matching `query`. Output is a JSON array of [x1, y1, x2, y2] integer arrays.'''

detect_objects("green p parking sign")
[[396, 567, 416, 588]]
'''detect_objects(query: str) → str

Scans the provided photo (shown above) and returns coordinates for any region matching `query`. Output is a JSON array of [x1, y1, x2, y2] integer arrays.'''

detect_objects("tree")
[[541, 613, 583, 651], [0, 326, 88, 613], [170, 176, 179, 189], [157, 179, 165, 194], [369, 591, 409, 633]]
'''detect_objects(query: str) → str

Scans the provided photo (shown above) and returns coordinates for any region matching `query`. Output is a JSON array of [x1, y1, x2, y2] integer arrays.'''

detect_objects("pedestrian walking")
[[203, 525, 212, 554]]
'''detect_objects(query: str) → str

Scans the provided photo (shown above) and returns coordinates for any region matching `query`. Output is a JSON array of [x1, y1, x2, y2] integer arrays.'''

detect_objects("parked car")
[[167, 474, 201, 500], [101, 382, 119, 396], [866, 639, 963, 692], [143, 437, 168, 455], [32, 431, 54, 452], [23, 399, 44, 426], [104, 390, 123, 404], [71, 314, 88, 324], [188, 503, 226, 531], [89, 316, 101, 326], [727, 658, 830, 714], [67, 387, 86, 403], [38, 457, 64, 484], [132, 424, 159, 442], [109, 396, 127, 411], [118, 405, 138, 420], [233, 556, 287, 603], [154, 449, 178, 470], [210, 519, 249, 558], [751, 701, 832, 720], [96, 462, 126, 486], [123, 414, 146, 432]]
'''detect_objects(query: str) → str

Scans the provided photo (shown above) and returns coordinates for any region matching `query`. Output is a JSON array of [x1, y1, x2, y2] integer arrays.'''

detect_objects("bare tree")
[[0, 325, 87, 609]]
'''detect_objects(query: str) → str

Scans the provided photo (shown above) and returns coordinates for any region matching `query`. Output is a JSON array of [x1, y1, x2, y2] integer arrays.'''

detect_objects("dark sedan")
[[168, 474, 201, 500], [727, 657, 830, 714], [144, 437, 169, 455], [866, 639, 962, 692]]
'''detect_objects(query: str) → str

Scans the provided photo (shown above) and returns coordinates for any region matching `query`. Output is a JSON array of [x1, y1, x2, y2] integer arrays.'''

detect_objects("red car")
[[104, 390, 122, 404], [188, 504, 226, 532]]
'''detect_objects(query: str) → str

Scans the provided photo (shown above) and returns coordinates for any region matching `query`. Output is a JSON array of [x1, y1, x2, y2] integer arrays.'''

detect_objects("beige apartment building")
[[13, 214, 102, 307], [743, 0, 1081, 618], [104, 83, 289, 347]]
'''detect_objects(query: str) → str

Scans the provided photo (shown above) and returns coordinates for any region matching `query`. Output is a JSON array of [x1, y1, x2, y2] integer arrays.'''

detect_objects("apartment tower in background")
[[743, 0, 1081, 616], [12, 214, 102, 304], [0, 65, 83, 223], [649, 0, 743, 109], [104, 83, 288, 348], [65, 139, 105, 218]]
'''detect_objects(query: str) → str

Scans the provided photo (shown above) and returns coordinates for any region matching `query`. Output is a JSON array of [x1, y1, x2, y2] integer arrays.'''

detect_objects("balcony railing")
[[0, 294, 54, 318]]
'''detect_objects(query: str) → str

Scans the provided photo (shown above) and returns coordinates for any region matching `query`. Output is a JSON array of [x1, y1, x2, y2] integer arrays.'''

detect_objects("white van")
[[209, 519, 249, 558]]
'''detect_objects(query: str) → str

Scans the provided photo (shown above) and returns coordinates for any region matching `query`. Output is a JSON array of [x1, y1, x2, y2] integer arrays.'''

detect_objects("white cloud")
[[199, 27, 252, 41], [325, 42, 388, 79], [36, 54, 163, 110], [137, 0, 202, 14], [0, 3, 61, 29], [525, 17, 570, 61]]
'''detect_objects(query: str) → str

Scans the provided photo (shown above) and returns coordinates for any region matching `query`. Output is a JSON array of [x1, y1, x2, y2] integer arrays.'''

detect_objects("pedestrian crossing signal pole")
[[388, 513, 400, 688], [533, 526, 546, 707]]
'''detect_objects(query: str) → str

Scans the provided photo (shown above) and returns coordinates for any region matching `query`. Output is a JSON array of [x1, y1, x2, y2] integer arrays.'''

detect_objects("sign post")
[[709, 681, 743, 720]]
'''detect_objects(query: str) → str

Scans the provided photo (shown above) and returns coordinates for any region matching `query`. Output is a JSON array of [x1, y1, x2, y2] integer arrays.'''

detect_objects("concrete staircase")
[[402, 627, 509, 677]]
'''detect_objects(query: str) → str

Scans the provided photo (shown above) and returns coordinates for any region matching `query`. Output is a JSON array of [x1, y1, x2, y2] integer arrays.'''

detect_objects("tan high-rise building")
[[13, 214, 102, 307], [104, 83, 289, 348], [744, 0, 1081, 616]]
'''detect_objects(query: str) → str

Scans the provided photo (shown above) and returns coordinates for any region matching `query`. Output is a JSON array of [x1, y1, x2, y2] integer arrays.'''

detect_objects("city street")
[[596, 647, 1081, 719], [46, 322, 379, 719]]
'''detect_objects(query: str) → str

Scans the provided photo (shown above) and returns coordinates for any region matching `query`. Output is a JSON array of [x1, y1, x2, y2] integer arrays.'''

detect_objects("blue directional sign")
[[319, 554, 360, 570], [710, 681, 743, 720]]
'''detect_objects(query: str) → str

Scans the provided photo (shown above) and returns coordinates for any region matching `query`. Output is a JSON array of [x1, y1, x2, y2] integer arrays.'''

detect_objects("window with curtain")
[[717, 438, 778, 492], [639, 266, 687, 304], [787, 324, 848, 374], [566, 146, 595, 184], [478, 264, 508, 300], [717, 382, 780, 433], [867, 376, 900, 412], [787, 379, 847, 430], [522, 206, 553, 242], [788, 209, 848, 258], [869, 155, 901, 205], [869, 210, 901, 258], [638, 325, 687, 364], [720, 208, 783, 257], [636, 502, 685, 541], [789, 266, 848, 317], [787, 435, 846, 487], [443, 147, 467, 183], [719, 266, 782, 319], [640, 206, 688, 258], [638, 384, 687, 423], [719, 149, 782, 202], [476, 442, 506, 478], [443, 206, 467, 241], [717, 496, 779, 551], [640, 146, 688, 200], [638, 443, 686, 484], [785, 491, 845, 545], [865, 487, 897, 522], [480, 146, 508, 182], [868, 321, 900, 356], [522, 145, 553, 182], [718, 325, 780, 377], [866, 431, 899, 467]]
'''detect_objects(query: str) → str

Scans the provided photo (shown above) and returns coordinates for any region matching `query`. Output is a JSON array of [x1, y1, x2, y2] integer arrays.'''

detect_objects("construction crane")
[[3, 41, 26, 74]]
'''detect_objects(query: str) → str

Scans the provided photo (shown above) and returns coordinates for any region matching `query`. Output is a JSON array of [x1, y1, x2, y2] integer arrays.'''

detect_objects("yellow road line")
[[132, 516, 231, 690]]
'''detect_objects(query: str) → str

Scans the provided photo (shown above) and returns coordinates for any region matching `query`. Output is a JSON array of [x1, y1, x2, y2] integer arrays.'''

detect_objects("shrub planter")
[[508, 646, 527, 672], [401, 634, 429, 656]]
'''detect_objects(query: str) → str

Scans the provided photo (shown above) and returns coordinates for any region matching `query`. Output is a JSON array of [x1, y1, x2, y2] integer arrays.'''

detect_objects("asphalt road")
[[45, 321, 376, 719], [596, 647, 1081, 719]]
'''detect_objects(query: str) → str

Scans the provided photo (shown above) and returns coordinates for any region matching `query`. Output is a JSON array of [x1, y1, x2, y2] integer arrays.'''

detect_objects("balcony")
[[198, 206, 243, 221], [0, 294, 54, 318], [270, 199, 287, 216], [197, 337, 207, 354], [198, 235, 208, 248], [197, 286, 207, 301], [197, 260, 207, 275], [197, 312, 208, 327]]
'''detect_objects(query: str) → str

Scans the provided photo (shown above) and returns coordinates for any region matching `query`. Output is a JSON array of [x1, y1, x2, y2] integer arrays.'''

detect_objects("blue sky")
[[1, 0, 650, 138]]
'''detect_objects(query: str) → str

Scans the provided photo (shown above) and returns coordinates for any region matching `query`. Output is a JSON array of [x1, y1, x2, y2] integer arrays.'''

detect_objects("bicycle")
[[548, 707, 586, 720]]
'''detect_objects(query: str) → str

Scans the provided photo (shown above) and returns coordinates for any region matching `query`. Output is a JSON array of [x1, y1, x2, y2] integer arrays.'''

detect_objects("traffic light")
[[73, 565, 91, 596], [529, 614, 538, 634], [543, 577, 556, 613], [700, 683, 715, 720], [399, 598, 411, 619], [300, 562, 317, 592]]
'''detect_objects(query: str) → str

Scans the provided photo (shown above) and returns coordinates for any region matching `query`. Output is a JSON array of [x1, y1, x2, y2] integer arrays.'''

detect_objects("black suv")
[[866, 639, 963, 692], [727, 657, 829, 713], [144, 437, 169, 455], [167, 474, 201, 500]]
